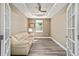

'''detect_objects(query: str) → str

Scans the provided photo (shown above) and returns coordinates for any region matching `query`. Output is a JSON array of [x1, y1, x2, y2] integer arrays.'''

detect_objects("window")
[[36, 20, 43, 32]]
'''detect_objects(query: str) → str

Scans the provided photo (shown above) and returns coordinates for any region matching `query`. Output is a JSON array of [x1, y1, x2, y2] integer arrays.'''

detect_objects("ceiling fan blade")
[[37, 3, 47, 12]]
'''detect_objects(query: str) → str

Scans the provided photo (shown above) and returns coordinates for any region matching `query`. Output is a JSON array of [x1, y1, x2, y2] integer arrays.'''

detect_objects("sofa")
[[11, 32, 34, 55]]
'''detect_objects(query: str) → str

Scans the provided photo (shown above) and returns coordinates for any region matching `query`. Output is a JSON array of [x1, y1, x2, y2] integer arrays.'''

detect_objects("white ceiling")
[[11, 3, 68, 18], [25, 3, 54, 16]]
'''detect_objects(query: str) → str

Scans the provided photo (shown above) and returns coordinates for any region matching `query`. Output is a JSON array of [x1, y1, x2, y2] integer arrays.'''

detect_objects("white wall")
[[51, 7, 67, 47], [11, 5, 28, 34]]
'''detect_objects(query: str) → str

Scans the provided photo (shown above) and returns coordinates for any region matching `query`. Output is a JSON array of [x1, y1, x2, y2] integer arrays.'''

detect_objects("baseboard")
[[50, 37, 67, 51], [34, 37, 51, 39], [34, 36, 67, 51]]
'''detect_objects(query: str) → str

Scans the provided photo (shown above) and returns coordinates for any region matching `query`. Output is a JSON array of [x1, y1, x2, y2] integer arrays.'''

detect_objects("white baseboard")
[[34, 36, 67, 51], [50, 37, 67, 51], [34, 37, 51, 39]]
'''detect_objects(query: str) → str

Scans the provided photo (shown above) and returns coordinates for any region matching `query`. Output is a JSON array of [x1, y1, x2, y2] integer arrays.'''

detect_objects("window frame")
[[35, 20, 43, 32]]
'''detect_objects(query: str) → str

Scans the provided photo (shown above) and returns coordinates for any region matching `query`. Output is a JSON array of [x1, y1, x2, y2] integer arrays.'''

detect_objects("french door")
[[66, 3, 79, 56], [1, 3, 11, 56]]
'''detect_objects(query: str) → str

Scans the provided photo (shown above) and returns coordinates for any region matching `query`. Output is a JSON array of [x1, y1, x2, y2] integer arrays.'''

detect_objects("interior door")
[[5, 3, 11, 56], [1, 3, 11, 56], [66, 3, 78, 56]]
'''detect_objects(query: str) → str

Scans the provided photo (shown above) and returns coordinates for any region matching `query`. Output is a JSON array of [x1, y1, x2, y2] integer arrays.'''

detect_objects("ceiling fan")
[[37, 3, 47, 12]]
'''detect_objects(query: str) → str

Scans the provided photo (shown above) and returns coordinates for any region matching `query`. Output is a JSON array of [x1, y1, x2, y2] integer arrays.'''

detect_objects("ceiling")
[[10, 3, 68, 18], [25, 3, 54, 16]]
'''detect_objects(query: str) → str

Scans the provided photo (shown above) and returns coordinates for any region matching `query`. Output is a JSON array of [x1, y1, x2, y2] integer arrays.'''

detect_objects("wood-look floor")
[[28, 38, 66, 56]]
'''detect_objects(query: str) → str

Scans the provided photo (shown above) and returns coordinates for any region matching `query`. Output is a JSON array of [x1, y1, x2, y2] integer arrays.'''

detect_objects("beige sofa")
[[11, 32, 33, 55]]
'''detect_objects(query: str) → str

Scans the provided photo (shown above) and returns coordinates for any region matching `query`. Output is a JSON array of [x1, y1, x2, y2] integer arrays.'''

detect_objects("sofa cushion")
[[14, 32, 28, 40]]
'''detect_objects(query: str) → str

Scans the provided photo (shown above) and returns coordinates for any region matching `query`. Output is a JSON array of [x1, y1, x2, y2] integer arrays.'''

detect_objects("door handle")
[[66, 36, 68, 38], [0, 35, 3, 40], [9, 36, 12, 38]]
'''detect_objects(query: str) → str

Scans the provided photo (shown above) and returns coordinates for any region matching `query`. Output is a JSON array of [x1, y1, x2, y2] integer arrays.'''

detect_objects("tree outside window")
[[36, 20, 43, 32]]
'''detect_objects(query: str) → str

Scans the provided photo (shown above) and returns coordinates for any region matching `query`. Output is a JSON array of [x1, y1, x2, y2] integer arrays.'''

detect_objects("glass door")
[[4, 3, 11, 56], [66, 3, 78, 56], [0, 3, 11, 56]]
